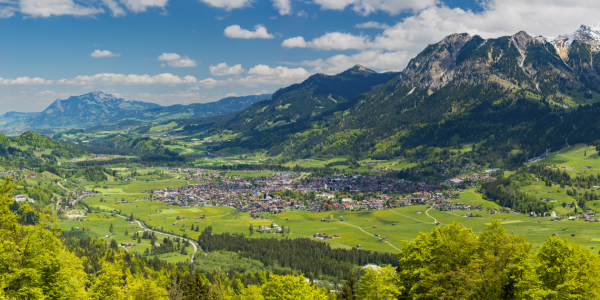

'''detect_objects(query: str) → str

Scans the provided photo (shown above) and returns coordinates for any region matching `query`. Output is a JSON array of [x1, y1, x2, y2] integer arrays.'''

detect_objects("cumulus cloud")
[[271, 0, 290, 15], [102, 0, 126, 16], [90, 50, 121, 58], [209, 63, 245, 76], [0, 5, 16, 18], [157, 53, 199, 67], [198, 65, 311, 88], [285, 0, 600, 75], [0, 73, 198, 86], [1, 0, 168, 17], [281, 36, 307, 48], [19, 0, 104, 17], [296, 10, 307, 17], [312, 0, 436, 16], [355, 21, 389, 29], [296, 1, 600, 54], [224, 24, 274, 39], [198, 0, 252, 11], [282, 32, 369, 50], [119, 0, 168, 13], [300, 50, 409, 74]]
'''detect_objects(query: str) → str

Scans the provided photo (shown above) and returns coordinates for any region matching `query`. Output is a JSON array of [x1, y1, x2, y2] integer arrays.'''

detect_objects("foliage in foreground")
[[2, 173, 600, 299]]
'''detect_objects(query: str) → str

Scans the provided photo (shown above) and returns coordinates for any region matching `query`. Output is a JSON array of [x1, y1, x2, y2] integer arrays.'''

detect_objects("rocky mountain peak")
[[549, 24, 600, 60]]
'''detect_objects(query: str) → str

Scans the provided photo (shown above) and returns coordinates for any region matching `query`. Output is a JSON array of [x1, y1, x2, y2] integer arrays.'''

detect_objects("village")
[[123, 167, 502, 216]]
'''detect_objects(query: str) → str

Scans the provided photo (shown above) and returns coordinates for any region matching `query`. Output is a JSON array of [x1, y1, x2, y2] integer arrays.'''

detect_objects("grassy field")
[[532, 144, 600, 175], [58, 186, 600, 265]]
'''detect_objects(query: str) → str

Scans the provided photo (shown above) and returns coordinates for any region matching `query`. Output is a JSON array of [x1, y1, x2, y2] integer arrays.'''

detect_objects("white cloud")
[[198, 65, 311, 88], [35, 90, 57, 96], [355, 21, 388, 29], [282, 32, 369, 50], [224, 24, 274, 39], [255, 65, 308, 80], [281, 36, 307, 48], [287, 0, 600, 75], [198, 0, 252, 11], [209, 63, 245, 76], [300, 50, 409, 74], [296, 10, 307, 17], [225, 92, 239, 97], [90, 50, 121, 58], [119, 0, 168, 13], [19, 0, 104, 17], [312, 0, 435, 16], [0, 77, 50, 85], [0, 5, 16, 18], [102, 0, 126, 16], [0, 73, 198, 86], [271, 0, 290, 15], [157, 53, 199, 67]]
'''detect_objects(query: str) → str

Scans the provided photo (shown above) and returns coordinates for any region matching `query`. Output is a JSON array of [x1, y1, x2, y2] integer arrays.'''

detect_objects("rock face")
[[549, 24, 600, 60], [386, 25, 600, 96]]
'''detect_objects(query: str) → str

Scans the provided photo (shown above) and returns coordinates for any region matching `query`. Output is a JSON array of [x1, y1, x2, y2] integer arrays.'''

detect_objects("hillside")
[[11, 131, 87, 157], [114, 94, 270, 123], [0, 111, 40, 127], [207, 65, 399, 132], [212, 25, 600, 166]]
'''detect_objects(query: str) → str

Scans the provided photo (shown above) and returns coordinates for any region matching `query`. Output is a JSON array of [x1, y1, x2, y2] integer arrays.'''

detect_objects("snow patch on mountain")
[[548, 24, 600, 60]]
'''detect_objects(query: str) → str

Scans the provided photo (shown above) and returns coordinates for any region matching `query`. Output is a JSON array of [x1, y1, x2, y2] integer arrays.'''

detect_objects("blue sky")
[[0, 0, 598, 113]]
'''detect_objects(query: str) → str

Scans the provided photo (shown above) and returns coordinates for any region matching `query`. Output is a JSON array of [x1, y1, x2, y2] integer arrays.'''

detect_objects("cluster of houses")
[[314, 232, 340, 239], [127, 166, 479, 214], [445, 173, 496, 186]]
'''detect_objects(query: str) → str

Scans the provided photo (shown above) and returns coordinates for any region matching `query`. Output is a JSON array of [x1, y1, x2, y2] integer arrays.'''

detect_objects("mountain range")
[[6, 24, 600, 166], [179, 24, 600, 165], [0, 92, 270, 128]]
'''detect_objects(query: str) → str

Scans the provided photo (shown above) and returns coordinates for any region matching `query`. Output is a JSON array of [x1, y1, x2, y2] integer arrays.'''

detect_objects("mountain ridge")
[[205, 24, 600, 166], [7, 92, 271, 129]]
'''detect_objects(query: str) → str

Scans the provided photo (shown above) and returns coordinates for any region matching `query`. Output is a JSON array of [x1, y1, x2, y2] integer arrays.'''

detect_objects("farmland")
[[58, 187, 600, 265]]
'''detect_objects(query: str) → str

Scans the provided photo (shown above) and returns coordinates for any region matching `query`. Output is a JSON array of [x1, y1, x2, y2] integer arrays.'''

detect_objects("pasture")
[[62, 188, 600, 265]]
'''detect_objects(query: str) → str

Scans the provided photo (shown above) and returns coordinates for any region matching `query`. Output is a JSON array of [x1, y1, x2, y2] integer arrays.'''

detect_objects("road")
[[116, 214, 202, 262], [59, 180, 202, 261]]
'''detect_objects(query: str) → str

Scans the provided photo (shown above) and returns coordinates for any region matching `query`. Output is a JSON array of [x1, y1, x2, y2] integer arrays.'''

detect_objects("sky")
[[0, 0, 599, 113]]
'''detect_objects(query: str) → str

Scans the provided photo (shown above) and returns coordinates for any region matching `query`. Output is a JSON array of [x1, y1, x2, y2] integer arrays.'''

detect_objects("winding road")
[[116, 214, 203, 262]]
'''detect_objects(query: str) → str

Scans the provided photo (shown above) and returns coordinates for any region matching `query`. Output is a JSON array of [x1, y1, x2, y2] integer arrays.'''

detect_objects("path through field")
[[327, 214, 401, 252], [426, 207, 438, 224], [116, 214, 202, 262]]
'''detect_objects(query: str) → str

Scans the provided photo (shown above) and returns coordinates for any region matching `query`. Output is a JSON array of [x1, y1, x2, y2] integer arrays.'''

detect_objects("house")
[[373, 225, 378, 228], [356, 244, 362, 248], [14, 195, 32, 203]]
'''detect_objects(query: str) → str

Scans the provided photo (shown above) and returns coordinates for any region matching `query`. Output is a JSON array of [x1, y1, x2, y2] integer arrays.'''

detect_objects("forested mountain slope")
[[213, 65, 399, 132], [215, 26, 600, 166]]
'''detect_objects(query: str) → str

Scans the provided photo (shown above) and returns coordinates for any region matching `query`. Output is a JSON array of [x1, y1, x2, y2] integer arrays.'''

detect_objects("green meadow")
[[58, 185, 600, 264]]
